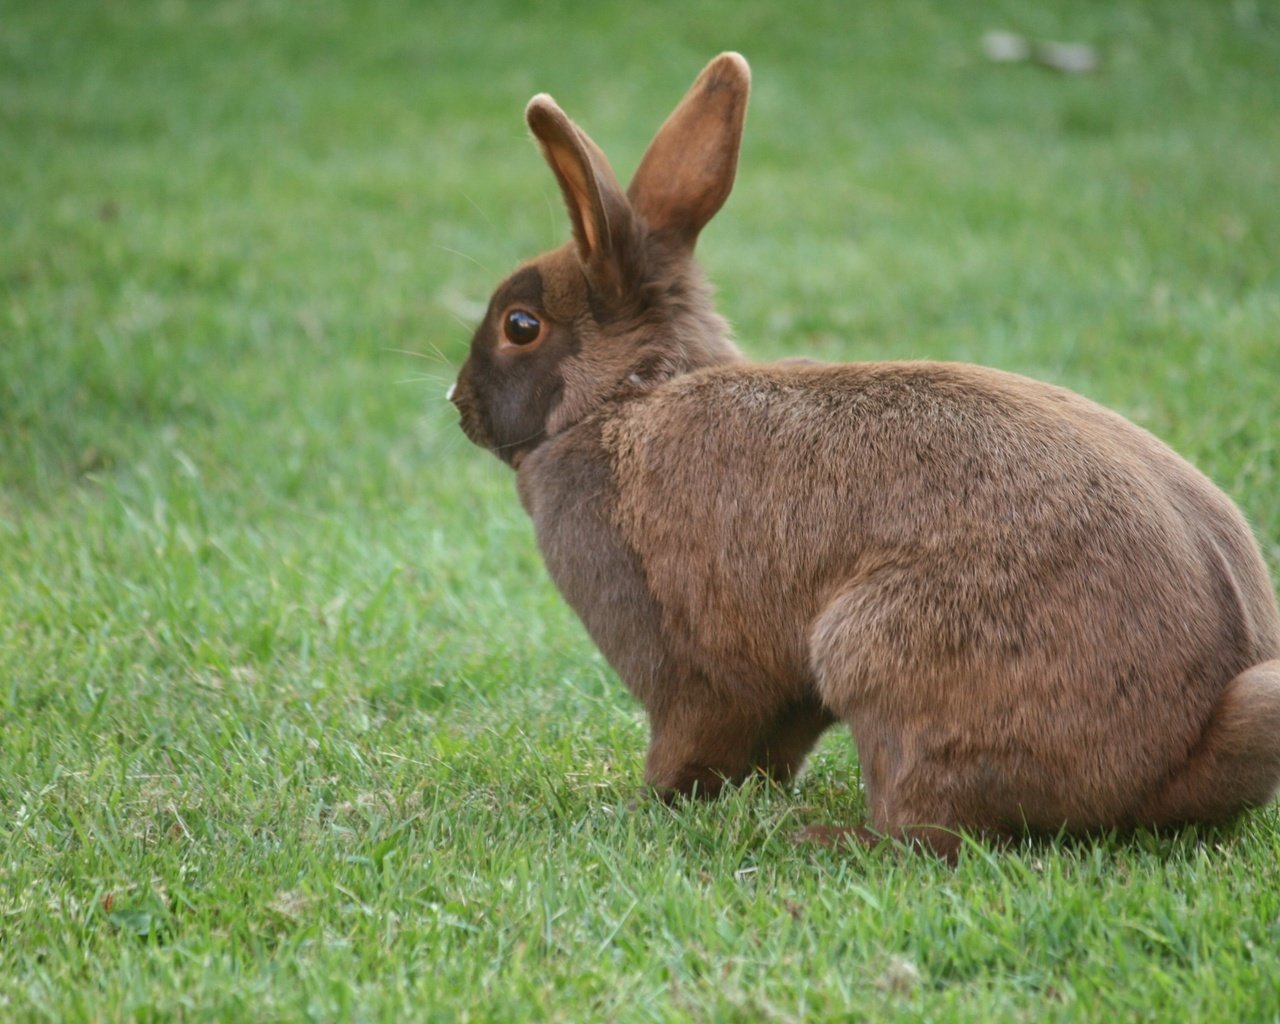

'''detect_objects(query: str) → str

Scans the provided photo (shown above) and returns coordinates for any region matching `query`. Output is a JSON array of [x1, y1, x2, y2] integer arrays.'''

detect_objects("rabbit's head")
[[450, 53, 751, 466]]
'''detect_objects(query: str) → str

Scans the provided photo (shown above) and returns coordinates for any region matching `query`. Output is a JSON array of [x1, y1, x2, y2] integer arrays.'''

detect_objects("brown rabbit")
[[448, 53, 1280, 859]]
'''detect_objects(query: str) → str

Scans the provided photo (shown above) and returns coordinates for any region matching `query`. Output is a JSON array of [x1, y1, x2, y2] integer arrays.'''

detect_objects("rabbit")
[[448, 52, 1280, 859]]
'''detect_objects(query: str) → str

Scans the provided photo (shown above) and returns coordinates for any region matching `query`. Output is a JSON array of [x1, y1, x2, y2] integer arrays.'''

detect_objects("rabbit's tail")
[[1142, 659, 1280, 826]]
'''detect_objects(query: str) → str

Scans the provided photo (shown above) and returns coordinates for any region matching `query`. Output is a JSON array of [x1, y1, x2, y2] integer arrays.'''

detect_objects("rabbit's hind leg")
[[806, 582, 1015, 861]]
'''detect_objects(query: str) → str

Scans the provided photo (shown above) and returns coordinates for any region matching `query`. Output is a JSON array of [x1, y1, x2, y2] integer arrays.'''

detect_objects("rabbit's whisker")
[[384, 346, 453, 367], [494, 428, 546, 452], [431, 243, 492, 274]]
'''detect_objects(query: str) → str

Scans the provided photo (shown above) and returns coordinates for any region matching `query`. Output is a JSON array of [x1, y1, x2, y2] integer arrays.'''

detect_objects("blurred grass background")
[[2, 1, 1279, 1020]]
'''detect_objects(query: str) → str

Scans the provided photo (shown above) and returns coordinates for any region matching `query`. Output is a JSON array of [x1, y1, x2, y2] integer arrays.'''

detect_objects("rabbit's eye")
[[503, 309, 543, 346]]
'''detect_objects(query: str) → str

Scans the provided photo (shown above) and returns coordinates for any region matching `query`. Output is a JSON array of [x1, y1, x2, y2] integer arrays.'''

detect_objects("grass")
[[2, 0, 1280, 1019]]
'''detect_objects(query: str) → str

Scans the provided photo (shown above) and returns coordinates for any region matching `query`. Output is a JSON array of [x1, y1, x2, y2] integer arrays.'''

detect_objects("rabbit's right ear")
[[628, 52, 751, 250], [526, 95, 633, 295]]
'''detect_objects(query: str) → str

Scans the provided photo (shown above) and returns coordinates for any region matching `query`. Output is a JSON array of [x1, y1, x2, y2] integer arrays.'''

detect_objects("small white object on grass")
[[1036, 40, 1100, 74], [983, 30, 1032, 62], [874, 955, 924, 996]]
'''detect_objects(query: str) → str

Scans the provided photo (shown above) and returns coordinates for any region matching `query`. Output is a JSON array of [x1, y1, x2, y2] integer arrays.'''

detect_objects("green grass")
[[3, 0, 1280, 1019]]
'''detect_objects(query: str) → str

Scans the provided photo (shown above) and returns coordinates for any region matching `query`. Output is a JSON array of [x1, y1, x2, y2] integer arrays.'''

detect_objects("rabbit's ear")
[[526, 94, 632, 293], [628, 52, 750, 250]]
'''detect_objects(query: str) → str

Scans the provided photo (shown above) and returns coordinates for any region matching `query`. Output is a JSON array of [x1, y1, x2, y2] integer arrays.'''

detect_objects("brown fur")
[[450, 53, 1280, 859]]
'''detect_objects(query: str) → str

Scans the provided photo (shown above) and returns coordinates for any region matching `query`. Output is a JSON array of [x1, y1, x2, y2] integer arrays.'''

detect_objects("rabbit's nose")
[[446, 382, 457, 402]]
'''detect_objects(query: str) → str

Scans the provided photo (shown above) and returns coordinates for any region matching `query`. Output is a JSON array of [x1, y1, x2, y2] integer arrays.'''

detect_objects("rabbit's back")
[[603, 360, 1277, 663]]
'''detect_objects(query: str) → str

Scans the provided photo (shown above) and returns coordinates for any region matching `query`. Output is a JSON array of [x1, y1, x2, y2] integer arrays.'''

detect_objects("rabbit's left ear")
[[628, 52, 751, 250], [526, 94, 633, 294]]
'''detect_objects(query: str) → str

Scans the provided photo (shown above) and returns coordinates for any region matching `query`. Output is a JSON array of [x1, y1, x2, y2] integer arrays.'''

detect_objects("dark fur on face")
[[450, 53, 1280, 861], [454, 234, 741, 466]]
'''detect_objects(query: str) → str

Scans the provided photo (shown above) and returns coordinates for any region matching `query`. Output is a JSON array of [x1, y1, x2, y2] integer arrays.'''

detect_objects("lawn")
[[3, 0, 1279, 1019]]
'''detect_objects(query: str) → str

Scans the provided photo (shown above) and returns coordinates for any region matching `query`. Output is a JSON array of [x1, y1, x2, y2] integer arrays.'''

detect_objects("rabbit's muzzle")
[[448, 366, 494, 454]]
